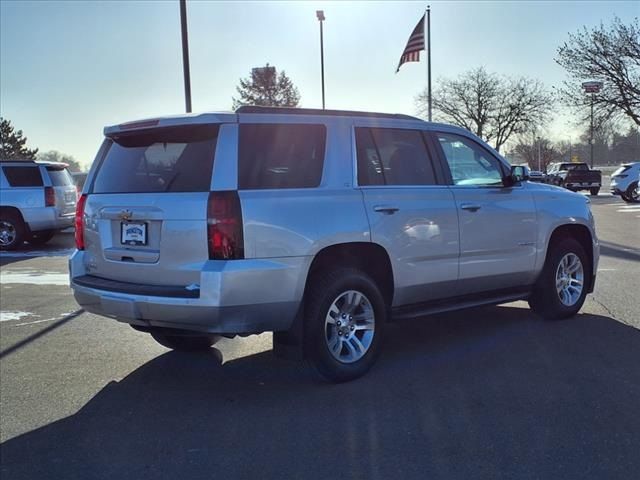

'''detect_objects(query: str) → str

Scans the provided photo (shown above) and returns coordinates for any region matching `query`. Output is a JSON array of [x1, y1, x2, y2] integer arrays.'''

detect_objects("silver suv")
[[1, 160, 77, 250], [70, 107, 599, 382]]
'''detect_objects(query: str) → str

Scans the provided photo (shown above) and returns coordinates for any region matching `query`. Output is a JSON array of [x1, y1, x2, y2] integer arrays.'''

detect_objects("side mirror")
[[505, 165, 529, 186]]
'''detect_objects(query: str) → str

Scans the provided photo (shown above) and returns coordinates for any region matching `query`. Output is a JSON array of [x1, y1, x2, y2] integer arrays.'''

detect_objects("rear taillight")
[[45, 187, 56, 207], [75, 194, 88, 250], [207, 191, 244, 260]]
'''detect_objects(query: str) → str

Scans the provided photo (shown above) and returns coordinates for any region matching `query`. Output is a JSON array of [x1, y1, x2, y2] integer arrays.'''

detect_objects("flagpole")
[[426, 5, 432, 122]]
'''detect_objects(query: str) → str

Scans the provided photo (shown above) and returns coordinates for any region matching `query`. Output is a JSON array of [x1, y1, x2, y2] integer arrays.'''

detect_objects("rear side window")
[[2, 166, 44, 187], [356, 127, 437, 186], [47, 168, 73, 186], [92, 125, 219, 193], [238, 124, 326, 189]]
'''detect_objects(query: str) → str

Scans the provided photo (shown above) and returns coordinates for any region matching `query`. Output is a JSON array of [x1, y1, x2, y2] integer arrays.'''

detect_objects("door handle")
[[460, 203, 482, 212], [373, 205, 400, 215]]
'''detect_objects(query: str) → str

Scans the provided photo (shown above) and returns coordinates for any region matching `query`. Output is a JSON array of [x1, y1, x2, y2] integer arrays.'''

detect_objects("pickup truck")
[[545, 163, 601, 196]]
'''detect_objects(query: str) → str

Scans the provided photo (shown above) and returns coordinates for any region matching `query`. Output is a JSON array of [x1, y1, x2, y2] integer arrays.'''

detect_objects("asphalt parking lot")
[[1, 193, 639, 479]]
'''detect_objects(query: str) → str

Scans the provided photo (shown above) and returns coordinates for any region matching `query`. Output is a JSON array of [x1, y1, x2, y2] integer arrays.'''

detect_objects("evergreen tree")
[[232, 64, 301, 109], [0, 117, 38, 160]]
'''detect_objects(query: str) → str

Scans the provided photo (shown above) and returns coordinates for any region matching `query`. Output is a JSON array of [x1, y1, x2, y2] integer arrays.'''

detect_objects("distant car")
[[528, 170, 544, 182], [0, 160, 77, 250], [545, 162, 601, 195], [610, 162, 639, 203]]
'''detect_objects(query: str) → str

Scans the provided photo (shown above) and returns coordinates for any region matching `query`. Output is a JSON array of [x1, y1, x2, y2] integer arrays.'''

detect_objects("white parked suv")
[[0, 160, 77, 250], [70, 107, 599, 382], [610, 162, 640, 203]]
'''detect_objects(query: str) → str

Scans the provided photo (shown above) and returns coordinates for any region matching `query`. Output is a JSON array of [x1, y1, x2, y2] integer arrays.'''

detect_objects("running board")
[[391, 289, 531, 321]]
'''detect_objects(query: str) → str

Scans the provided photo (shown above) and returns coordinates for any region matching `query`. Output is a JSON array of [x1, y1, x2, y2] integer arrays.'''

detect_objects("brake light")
[[45, 187, 56, 207], [75, 194, 88, 250], [207, 191, 244, 260]]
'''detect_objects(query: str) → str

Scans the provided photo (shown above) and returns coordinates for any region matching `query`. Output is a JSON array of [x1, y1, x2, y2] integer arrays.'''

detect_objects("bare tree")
[[513, 135, 560, 172], [555, 17, 640, 126], [417, 67, 552, 152]]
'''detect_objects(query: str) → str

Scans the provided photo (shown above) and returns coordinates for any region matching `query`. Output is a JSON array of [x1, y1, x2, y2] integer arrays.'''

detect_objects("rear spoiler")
[[103, 112, 237, 137]]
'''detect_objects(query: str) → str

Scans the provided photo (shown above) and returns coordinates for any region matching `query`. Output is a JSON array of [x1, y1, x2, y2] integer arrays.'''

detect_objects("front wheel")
[[151, 332, 220, 351], [528, 238, 590, 320], [304, 268, 386, 383]]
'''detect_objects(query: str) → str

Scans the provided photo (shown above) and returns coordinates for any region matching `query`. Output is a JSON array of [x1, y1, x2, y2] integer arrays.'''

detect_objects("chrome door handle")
[[460, 203, 482, 212], [373, 205, 400, 215]]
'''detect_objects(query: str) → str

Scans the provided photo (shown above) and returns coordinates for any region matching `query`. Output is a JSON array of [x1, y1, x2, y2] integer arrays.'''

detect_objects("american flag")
[[396, 14, 426, 73]]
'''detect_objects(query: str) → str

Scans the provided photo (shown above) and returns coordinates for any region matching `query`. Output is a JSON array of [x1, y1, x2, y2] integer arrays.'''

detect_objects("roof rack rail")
[[235, 106, 422, 121]]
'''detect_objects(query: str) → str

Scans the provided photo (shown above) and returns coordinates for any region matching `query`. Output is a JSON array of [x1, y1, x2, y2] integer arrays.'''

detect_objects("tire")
[[304, 268, 386, 383], [623, 181, 639, 203], [528, 237, 590, 320], [151, 332, 220, 351], [28, 229, 55, 245], [0, 214, 26, 251], [589, 187, 600, 196]]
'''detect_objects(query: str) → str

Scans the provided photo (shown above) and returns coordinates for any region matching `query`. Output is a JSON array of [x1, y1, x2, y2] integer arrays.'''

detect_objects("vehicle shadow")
[[0, 232, 75, 267], [1, 306, 639, 480]]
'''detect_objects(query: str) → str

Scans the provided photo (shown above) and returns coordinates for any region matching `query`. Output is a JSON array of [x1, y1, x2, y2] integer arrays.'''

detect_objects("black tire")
[[304, 268, 386, 383], [623, 181, 639, 203], [589, 187, 600, 196], [0, 213, 26, 251], [528, 237, 591, 320], [28, 229, 55, 245], [151, 332, 220, 351]]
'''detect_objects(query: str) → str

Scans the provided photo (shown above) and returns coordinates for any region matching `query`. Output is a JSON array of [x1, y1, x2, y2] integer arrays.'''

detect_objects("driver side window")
[[436, 133, 504, 186]]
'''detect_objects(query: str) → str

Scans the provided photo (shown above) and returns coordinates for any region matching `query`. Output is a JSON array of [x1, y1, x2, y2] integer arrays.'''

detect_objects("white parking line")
[[0, 248, 74, 258], [0, 271, 69, 286]]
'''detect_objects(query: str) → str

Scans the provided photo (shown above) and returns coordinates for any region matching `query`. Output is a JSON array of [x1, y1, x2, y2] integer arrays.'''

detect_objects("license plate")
[[121, 222, 147, 245]]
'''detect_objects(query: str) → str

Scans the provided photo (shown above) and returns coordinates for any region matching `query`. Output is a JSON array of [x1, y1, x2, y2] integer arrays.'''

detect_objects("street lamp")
[[316, 10, 326, 109], [180, 0, 192, 113], [582, 81, 603, 169]]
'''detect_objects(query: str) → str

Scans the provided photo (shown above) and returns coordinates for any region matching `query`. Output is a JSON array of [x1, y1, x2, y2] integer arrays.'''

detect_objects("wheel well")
[[548, 224, 593, 270], [0, 207, 25, 225], [307, 242, 394, 305]]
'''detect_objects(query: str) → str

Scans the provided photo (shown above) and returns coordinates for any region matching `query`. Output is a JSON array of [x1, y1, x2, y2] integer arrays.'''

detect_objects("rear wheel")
[[623, 181, 639, 203], [528, 237, 590, 320], [304, 268, 386, 383], [589, 187, 600, 196], [28, 229, 55, 245], [150, 332, 220, 351], [0, 214, 25, 251]]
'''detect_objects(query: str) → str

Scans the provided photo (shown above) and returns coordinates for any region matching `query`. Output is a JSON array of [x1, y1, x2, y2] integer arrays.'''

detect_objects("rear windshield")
[[47, 168, 73, 186], [92, 125, 219, 193]]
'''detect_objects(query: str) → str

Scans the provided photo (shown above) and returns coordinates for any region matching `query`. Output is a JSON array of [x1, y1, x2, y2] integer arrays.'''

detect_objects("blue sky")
[[1, 0, 637, 168]]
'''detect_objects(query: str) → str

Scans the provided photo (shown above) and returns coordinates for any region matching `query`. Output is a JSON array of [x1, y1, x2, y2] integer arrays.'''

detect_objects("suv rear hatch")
[[82, 124, 220, 287], [46, 165, 77, 216]]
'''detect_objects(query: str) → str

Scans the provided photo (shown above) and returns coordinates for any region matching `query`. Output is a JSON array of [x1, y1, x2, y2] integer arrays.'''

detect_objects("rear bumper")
[[69, 251, 307, 334]]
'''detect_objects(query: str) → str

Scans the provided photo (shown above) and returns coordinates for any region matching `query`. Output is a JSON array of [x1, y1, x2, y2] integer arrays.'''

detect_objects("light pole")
[[180, 0, 192, 113], [582, 81, 603, 169], [316, 10, 326, 109]]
